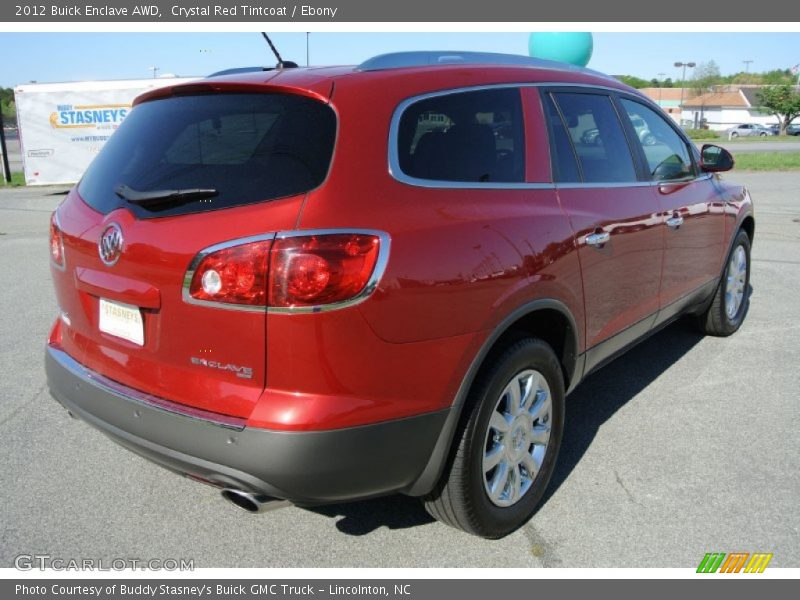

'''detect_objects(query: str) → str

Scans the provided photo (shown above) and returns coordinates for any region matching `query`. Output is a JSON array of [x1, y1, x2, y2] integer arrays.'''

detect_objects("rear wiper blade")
[[114, 184, 218, 207]]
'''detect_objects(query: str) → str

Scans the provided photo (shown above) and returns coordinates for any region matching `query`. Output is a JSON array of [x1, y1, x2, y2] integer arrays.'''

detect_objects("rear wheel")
[[697, 230, 751, 336], [423, 337, 565, 538]]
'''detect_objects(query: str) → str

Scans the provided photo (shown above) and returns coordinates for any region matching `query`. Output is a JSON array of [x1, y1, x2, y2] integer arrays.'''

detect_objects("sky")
[[1, 32, 799, 88]]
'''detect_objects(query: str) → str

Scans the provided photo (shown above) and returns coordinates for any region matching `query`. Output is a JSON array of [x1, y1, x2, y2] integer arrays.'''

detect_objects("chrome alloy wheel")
[[482, 369, 552, 508], [725, 245, 747, 320]]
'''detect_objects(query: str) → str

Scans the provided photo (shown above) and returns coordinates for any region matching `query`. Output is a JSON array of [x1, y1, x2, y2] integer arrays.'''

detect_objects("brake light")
[[269, 234, 382, 308], [188, 240, 271, 306], [50, 213, 65, 268], [186, 232, 385, 310]]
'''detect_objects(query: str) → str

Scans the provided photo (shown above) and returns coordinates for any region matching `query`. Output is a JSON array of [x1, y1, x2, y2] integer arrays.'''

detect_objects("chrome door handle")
[[666, 215, 684, 229], [586, 232, 610, 246]]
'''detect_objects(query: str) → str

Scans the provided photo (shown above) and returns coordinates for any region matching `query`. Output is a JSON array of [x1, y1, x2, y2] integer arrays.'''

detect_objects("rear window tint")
[[78, 93, 336, 218], [396, 88, 525, 183]]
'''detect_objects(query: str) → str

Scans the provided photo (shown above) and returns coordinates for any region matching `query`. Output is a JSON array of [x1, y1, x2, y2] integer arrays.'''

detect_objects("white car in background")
[[726, 123, 774, 138]]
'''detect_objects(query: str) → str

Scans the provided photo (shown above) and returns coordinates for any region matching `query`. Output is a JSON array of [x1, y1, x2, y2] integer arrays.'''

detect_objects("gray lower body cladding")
[[45, 346, 449, 504]]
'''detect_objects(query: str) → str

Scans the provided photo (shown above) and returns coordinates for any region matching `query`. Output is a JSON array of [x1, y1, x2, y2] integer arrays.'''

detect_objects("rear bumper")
[[45, 345, 449, 504]]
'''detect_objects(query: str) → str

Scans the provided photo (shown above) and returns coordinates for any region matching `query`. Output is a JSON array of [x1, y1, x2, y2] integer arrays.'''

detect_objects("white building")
[[680, 87, 780, 131]]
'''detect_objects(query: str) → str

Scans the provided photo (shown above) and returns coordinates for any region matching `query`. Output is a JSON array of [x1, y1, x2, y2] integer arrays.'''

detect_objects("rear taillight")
[[186, 231, 387, 311], [269, 233, 382, 308], [188, 239, 272, 306], [50, 213, 65, 269]]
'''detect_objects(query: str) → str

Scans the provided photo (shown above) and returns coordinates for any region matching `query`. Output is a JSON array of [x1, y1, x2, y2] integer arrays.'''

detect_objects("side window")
[[396, 88, 525, 183], [542, 93, 581, 183], [619, 98, 694, 182], [551, 92, 638, 183]]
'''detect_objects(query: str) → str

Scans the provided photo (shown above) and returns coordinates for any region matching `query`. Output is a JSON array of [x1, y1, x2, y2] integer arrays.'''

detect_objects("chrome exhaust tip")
[[220, 488, 288, 513]]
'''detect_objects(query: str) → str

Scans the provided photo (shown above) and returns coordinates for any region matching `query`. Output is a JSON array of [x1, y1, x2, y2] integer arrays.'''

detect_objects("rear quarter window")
[[394, 88, 525, 184], [78, 93, 336, 218]]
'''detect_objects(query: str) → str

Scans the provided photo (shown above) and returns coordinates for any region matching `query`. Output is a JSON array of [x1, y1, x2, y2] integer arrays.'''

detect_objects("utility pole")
[[148, 66, 159, 79], [743, 60, 753, 74], [675, 61, 696, 127], [657, 72, 666, 104]]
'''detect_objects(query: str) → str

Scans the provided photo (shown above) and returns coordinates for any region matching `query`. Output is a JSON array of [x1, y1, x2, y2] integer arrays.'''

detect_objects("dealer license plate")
[[99, 298, 144, 346]]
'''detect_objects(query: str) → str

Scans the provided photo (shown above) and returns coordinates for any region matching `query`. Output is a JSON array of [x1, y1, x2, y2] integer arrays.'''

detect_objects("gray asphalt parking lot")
[[0, 172, 798, 568]]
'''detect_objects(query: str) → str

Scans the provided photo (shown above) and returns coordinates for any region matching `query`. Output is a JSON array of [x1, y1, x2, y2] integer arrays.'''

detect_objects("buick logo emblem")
[[98, 223, 124, 266]]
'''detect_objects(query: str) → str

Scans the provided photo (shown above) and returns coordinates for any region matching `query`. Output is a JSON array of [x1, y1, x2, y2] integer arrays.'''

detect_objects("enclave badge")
[[98, 223, 124, 266]]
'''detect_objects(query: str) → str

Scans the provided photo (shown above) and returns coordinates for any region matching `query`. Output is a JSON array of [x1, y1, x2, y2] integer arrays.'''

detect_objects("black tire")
[[731, 132, 739, 138], [697, 230, 751, 336], [423, 337, 565, 538]]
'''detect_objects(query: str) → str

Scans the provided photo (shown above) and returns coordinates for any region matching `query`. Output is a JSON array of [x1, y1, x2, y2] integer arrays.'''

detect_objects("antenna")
[[260, 32, 298, 69]]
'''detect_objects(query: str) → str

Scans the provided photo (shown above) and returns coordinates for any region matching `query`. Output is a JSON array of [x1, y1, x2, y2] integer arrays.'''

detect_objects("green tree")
[[616, 75, 650, 89], [690, 60, 722, 97], [731, 72, 759, 85], [762, 69, 793, 85], [756, 85, 800, 134], [0, 87, 16, 126]]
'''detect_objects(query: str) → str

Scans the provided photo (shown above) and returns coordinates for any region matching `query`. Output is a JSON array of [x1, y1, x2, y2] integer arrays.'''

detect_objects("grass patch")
[[1, 171, 25, 186], [685, 129, 720, 140], [722, 135, 800, 143], [734, 152, 800, 170]]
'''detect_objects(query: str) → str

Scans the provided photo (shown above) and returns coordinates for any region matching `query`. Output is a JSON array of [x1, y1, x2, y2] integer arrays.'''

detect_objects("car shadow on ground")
[[536, 317, 706, 510], [305, 494, 436, 535], [304, 311, 737, 536]]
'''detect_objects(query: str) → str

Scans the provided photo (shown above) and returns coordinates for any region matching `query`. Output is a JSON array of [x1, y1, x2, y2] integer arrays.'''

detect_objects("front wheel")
[[697, 229, 751, 336], [423, 337, 565, 538]]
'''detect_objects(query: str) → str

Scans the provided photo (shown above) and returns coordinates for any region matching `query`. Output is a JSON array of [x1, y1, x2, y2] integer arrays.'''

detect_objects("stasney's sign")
[[14, 77, 197, 186], [50, 103, 130, 128]]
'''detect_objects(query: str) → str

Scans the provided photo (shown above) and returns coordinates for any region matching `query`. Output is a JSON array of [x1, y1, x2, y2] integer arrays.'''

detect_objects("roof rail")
[[357, 51, 610, 77]]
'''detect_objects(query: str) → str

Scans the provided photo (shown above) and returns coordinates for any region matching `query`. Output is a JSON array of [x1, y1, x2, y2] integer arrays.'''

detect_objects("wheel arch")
[[740, 214, 755, 244], [404, 298, 582, 496]]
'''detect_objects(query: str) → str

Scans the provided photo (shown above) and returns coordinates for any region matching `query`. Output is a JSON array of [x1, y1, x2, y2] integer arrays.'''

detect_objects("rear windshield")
[[78, 93, 336, 218]]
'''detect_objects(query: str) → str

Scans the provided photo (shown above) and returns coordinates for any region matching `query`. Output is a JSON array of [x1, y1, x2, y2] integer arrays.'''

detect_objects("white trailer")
[[14, 77, 197, 186]]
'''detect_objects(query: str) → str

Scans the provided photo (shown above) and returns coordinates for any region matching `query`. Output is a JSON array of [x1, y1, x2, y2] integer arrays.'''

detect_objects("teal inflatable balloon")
[[528, 32, 593, 67]]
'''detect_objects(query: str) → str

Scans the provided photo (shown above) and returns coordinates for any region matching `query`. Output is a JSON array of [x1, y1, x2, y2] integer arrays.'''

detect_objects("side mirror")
[[700, 144, 735, 172]]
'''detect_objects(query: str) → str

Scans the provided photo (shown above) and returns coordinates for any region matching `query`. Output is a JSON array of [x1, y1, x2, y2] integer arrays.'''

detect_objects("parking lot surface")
[[0, 172, 798, 568]]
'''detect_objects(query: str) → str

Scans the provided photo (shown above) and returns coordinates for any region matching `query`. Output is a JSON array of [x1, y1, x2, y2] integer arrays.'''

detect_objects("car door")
[[616, 96, 727, 322], [543, 90, 663, 372]]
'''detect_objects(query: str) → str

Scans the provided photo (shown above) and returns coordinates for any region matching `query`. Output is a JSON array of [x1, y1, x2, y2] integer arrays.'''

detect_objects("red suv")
[[46, 52, 754, 538]]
